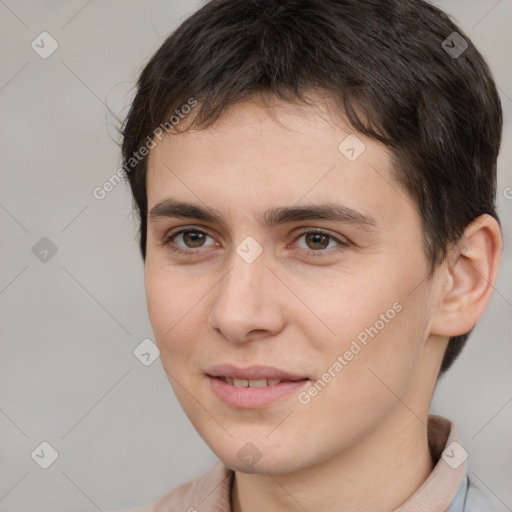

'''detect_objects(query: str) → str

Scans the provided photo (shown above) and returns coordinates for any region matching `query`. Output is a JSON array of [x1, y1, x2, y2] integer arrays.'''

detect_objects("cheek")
[[291, 275, 397, 351], [298, 267, 429, 386], [145, 266, 172, 336], [144, 263, 202, 352], [144, 266, 210, 413]]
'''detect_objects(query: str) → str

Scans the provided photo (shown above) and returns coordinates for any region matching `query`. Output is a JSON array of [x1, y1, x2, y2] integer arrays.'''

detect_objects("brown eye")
[[182, 231, 207, 248], [292, 230, 349, 257], [165, 229, 217, 252], [304, 232, 331, 250]]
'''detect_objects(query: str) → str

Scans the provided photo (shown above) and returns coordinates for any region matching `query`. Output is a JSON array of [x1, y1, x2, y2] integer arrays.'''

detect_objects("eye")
[[292, 230, 349, 255], [163, 228, 218, 254], [161, 227, 349, 258]]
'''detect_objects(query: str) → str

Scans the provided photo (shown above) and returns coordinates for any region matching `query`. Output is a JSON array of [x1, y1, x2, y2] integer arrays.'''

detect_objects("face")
[[144, 98, 444, 474]]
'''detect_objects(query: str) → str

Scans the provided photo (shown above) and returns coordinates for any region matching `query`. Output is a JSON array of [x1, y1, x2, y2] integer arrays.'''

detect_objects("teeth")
[[248, 379, 267, 388], [224, 377, 283, 387]]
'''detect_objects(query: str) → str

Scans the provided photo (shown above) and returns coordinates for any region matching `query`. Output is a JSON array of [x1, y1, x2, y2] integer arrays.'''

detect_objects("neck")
[[231, 412, 434, 512]]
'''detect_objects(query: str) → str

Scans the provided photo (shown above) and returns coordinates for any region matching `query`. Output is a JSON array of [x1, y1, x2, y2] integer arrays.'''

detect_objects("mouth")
[[210, 375, 308, 388], [207, 363, 308, 381], [206, 364, 310, 408], [217, 377, 292, 387]]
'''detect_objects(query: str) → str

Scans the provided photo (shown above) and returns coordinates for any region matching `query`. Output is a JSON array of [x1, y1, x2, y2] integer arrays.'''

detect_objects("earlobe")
[[430, 214, 502, 338]]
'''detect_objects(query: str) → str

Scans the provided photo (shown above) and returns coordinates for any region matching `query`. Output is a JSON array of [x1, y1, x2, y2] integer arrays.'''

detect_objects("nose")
[[208, 254, 285, 344]]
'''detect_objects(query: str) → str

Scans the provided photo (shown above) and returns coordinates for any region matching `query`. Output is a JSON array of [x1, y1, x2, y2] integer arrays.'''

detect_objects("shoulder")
[[462, 475, 510, 512], [107, 460, 233, 512]]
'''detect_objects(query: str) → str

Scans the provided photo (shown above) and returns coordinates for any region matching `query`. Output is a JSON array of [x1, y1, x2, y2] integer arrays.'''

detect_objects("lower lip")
[[209, 376, 310, 408]]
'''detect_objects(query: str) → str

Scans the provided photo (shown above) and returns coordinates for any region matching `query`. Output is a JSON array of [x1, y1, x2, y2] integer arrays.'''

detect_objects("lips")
[[208, 365, 310, 408], [207, 364, 307, 383]]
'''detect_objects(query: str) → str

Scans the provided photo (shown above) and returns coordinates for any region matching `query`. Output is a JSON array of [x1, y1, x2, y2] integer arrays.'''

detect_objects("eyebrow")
[[148, 199, 378, 232]]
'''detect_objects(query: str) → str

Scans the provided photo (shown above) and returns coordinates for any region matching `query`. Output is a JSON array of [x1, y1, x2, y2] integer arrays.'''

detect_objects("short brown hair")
[[121, 0, 502, 372]]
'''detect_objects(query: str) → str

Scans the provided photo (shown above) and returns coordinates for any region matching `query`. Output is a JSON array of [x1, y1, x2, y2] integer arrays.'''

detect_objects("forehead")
[[145, 98, 411, 230]]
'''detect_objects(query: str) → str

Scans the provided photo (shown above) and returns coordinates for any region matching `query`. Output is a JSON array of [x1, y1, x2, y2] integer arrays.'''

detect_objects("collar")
[[394, 414, 468, 511], [150, 414, 467, 512]]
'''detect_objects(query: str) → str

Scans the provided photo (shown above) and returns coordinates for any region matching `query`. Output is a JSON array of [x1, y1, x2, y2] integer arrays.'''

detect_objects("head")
[[121, 0, 502, 473]]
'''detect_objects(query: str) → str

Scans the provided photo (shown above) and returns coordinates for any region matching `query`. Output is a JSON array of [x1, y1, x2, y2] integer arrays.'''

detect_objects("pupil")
[[306, 233, 329, 250], [184, 232, 205, 248]]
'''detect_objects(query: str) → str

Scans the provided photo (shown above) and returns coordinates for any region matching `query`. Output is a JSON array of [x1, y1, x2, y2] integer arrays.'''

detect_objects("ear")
[[430, 214, 502, 337]]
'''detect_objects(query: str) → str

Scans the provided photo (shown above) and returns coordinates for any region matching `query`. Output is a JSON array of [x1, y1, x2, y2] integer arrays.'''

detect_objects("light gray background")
[[0, 1, 510, 510]]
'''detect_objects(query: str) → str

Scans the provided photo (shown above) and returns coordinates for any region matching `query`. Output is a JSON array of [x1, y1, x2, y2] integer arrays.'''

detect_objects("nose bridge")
[[224, 258, 261, 305], [209, 249, 283, 342]]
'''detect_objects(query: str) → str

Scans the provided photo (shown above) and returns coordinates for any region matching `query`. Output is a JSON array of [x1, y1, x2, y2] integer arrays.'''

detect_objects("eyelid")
[[163, 225, 211, 240]]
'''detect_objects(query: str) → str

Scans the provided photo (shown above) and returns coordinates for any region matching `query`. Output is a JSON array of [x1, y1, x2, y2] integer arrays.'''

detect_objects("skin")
[[144, 96, 502, 512]]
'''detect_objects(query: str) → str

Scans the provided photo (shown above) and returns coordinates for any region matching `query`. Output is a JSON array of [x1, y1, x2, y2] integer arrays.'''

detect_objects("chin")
[[207, 437, 317, 476], [223, 454, 302, 475]]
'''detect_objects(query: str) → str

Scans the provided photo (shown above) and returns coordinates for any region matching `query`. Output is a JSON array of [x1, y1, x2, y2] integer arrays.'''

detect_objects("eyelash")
[[162, 227, 350, 259]]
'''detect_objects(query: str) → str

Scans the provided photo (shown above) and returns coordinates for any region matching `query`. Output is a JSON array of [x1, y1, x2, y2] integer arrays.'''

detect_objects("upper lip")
[[207, 364, 308, 381]]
